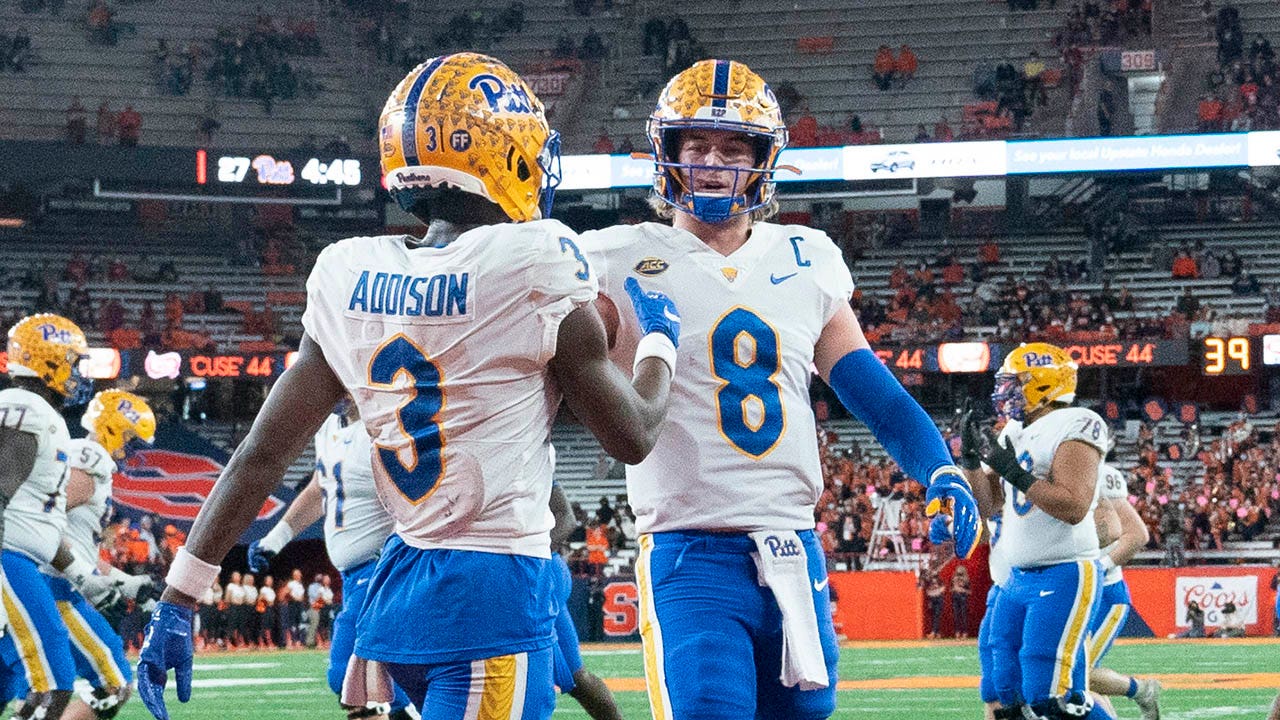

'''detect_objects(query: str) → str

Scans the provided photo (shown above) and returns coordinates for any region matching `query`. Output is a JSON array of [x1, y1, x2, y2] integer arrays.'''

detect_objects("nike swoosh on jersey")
[[1039, 590, 1054, 597], [770, 272, 798, 284], [813, 577, 830, 592]]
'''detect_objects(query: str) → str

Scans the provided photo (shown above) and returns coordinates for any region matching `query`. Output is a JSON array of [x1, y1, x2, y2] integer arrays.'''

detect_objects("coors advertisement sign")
[[1175, 576, 1258, 627]]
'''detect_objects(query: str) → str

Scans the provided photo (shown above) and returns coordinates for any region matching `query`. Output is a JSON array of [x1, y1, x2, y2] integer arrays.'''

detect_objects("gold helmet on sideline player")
[[82, 389, 157, 460], [992, 342, 1079, 422], [378, 52, 561, 223], [6, 313, 92, 406]]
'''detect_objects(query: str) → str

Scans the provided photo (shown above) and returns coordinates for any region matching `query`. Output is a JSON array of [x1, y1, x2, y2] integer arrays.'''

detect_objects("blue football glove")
[[924, 468, 983, 560], [624, 276, 681, 346], [927, 514, 953, 545], [137, 601, 194, 720], [246, 539, 274, 574]]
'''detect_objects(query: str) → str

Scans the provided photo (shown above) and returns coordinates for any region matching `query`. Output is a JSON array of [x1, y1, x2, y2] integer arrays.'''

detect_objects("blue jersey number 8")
[[710, 308, 784, 458], [368, 334, 447, 504]]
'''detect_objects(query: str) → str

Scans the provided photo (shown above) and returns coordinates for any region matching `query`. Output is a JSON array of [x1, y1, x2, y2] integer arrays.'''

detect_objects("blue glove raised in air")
[[137, 601, 194, 720], [924, 467, 983, 559], [927, 514, 954, 545], [246, 539, 275, 574], [624, 276, 681, 347]]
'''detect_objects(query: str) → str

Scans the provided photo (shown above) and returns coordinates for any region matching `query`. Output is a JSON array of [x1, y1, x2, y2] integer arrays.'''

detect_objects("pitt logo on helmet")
[[992, 342, 1078, 421], [82, 389, 156, 460], [7, 313, 92, 406], [379, 52, 561, 223]]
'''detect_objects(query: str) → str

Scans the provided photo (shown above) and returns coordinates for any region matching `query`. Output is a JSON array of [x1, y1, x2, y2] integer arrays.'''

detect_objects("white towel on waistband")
[[341, 654, 394, 712], [749, 530, 829, 691]]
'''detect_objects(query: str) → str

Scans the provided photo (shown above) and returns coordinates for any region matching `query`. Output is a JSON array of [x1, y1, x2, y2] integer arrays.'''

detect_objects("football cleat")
[[648, 59, 788, 223], [6, 313, 91, 406], [379, 52, 561, 223], [82, 389, 156, 461], [991, 342, 1078, 422]]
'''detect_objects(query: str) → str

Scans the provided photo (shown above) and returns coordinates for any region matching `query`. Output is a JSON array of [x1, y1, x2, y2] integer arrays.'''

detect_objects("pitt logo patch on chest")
[[633, 257, 669, 276]]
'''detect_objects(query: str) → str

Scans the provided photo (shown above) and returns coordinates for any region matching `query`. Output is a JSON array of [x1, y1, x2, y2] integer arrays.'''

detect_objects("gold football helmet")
[[6, 313, 91, 405], [992, 342, 1078, 421], [81, 390, 156, 460], [648, 59, 788, 223], [379, 52, 561, 223]]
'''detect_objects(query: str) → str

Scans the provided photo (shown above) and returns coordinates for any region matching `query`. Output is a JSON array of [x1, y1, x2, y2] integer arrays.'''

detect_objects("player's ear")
[[594, 293, 620, 350]]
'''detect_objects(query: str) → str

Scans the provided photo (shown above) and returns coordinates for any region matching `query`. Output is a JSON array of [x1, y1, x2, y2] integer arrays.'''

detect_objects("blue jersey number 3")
[[368, 334, 446, 504], [710, 308, 784, 458]]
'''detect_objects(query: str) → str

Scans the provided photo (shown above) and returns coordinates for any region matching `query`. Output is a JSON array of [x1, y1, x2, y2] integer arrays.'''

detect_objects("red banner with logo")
[[1127, 566, 1278, 637]]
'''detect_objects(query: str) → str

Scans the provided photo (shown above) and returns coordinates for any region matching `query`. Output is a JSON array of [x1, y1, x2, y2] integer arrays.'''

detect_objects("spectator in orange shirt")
[[592, 129, 615, 154], [1198, 93, 1224, 131], [116, 104, 142, 146], [873, 45, 896, 90], [585, 519, 609, 575], [896, 44, 918, 85], [942, 259, 965, 285], [934, 114, 954, 142], [979, 238, 1001, 265], [1172, 249, 1200, 278], [791, 105, 819, 147]]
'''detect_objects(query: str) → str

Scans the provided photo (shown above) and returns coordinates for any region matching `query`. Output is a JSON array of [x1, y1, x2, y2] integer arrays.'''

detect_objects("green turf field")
[[116, 639, 1280, 719]]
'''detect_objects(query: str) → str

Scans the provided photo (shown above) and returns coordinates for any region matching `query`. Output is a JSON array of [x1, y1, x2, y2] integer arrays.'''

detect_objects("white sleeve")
[[1054, 408, 1110, 456], [797, 227, 855, 326], [67, 441, 115, 482], [0, 393, 55, 436], [525, 224, 599, 364], [1098, 464, 1128, 499], [300, 242, 344, 343]]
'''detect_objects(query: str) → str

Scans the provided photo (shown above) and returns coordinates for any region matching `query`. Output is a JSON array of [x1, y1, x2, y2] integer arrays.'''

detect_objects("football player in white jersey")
[[137, 52, 679, 720], [50, 390, 156, 720], [247, 399, 414, 720], [0, 314, 118, 720], [577, 59, 980, 720], [965, 343, 1113, 720], [1086, 463, 1160, 719]]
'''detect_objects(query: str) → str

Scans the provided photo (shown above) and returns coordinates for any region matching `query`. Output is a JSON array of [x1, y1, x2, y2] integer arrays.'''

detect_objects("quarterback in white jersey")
[[248, 402, 412, 719], [140, 53, 679, 720], [0, 314, 117, 720], [966, 343, 1114, 720], [580, 59, 979, 720], [1085, 463, 1160, 719]]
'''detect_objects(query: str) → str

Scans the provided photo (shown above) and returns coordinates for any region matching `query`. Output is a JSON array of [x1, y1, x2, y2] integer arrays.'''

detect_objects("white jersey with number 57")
[[995, 407, 1109, 569], [302, 220, 597, 558], [579, 222, 854, 534], [0, 387, 72, 565], [64, 438, 116, 568], [313, 414, 395, 571]]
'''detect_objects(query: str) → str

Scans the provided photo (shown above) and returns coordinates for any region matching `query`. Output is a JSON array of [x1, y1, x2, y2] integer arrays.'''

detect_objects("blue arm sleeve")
[[826, 348, 953, 486]]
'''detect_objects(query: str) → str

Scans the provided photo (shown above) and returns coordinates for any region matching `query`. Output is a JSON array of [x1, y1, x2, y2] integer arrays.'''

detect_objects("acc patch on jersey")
[[633, 257, 669, 276]]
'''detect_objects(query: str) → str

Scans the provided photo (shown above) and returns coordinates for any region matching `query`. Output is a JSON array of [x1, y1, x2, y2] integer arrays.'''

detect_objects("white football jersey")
[[988, 514, 1010, 588], [1097, 462, 1128, 586], [579, 222, 854, 534], [994, 408, 1108, 569], [64, 439, 116, 568], [314, 414, 395, 571], [0, 388, 72, 565], [302, 220, 596, 557]]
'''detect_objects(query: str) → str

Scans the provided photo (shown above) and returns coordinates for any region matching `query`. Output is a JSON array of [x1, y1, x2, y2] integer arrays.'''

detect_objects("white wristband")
[[260, 521, 295, 554], [62, 558, 97, 586], [1099, 555, 1117, 572], [633, 332, 677, 376], [166, 547, 222, 601]]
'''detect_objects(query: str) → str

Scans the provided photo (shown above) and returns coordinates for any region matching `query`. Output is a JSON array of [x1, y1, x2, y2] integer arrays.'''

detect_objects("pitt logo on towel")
[[764, 535, 801, 558]]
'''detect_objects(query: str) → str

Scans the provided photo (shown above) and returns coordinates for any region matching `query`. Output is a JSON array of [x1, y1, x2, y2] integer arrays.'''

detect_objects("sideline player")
[[247, 399, 414, 720], [137, 52, 679, 720], [547, 451, 622, 720], [579, 58, 980, 719], [54, 390, 156, 720], [966, 343, 1112, 720], [0, 314, 118, 720], [1086, 462, 1160, 719]]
